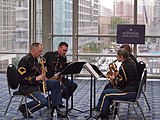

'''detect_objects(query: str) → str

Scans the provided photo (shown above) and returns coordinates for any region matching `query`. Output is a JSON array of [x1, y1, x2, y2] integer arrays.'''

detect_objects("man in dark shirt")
[[43, 42, 77, 102], [96, 48, 138, 119], [18, 42, 62, 118]]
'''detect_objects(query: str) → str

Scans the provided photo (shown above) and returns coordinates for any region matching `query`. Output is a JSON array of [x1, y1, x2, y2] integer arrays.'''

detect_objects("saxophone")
[[106, 59, 118, 85], [50, 74, 63, 83], [39, 56, 47, 94], [49, 55, 69, 84]]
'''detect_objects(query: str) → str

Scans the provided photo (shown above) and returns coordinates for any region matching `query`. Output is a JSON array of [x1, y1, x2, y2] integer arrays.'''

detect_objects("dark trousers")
[[96, 88, 137, 115], [61, 78, 77, 99], [25, 80, 62, 113], [95, 82, 114, 110]]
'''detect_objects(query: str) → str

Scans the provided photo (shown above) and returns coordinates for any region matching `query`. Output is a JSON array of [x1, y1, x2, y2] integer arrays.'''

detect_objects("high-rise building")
[[0, 0, 17, 70], [0, 0, 16, 52], [113, 0, 134, 22], [0, 0, 29, 71], [53, 0, 72, 50], [98, 5, 112, 49], [78, 0, 99, 52], [16, 0, 29, 52], [53, 0, 99, 52]]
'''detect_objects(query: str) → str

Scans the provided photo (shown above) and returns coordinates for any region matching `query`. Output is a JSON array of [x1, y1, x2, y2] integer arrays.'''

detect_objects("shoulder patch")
[[18, 67, 26, 75]]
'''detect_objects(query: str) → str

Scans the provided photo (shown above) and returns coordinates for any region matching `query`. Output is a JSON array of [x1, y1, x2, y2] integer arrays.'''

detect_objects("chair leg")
[[137, 102, 146, 120], [24, 97, 29, 118], [142, 92, 151, 111], [111, 101, 117, 119], [47, 92, 51, 109], [39, 109, 42, 115], [17, 97, 24, 112], [132, 104, 141, 120], [4, 96, 14, 115], [126, 103, 130, 119]]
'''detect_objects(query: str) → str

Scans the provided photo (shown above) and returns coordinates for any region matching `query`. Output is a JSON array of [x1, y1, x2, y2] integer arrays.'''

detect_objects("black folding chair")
[[111, 68, 147, 120], [4, 64, 29, 118], [137, 61, 151, 111]]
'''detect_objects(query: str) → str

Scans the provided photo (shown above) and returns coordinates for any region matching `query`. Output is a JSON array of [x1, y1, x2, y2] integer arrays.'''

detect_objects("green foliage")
[[88, 41, 101, 53], [109, 16, 130, 34]]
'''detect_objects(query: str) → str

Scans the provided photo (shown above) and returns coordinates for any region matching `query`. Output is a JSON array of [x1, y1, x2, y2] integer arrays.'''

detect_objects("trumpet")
[[106, 59, 118, 85], [39, 56, 47, 94]]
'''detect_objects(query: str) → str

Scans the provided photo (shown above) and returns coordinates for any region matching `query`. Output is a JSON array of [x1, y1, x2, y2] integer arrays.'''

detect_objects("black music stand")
[[59, 61, 86, 115], [91, 64, 105, 108], [83, 63, 105, 119]]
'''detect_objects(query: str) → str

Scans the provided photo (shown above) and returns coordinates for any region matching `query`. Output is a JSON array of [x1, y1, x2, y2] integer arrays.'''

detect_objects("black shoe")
[[95, 107, 100, 111], [100, 113, 109, 120], [58, 104, 65, 108], [56, 107, 66, 117], [57, 112, 66, 118], [108, 107, 118, 115], [19, 104, 33, 118], [95, 113, 108, 120]]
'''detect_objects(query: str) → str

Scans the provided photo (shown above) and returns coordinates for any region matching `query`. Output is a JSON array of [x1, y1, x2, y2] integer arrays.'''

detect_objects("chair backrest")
[[136, 68, 147, 100], [6, 64, 19, 90], [137, 61, 146, 81]]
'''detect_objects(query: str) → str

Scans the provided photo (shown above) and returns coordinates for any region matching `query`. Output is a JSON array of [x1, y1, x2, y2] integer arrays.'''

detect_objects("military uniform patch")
[[18, 67, 26, 75]]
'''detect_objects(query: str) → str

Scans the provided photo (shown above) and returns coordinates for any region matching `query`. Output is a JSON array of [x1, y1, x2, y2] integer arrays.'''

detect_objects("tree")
[[109, 16, 130, 34]]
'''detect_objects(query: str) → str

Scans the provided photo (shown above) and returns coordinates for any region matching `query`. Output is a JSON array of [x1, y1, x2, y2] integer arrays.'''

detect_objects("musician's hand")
[[54, 72, 60, 76], [114, 71, 119, 77], [110, 74, 115, 81], [60, 75, 64, 78], [44, 67, 48, 73], [45, 77, 48, 81], [36, 74, 46, 81]]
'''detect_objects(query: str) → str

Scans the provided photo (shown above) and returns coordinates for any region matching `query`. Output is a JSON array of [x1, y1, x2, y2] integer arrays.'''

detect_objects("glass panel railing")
[[0, 54, 26, 72]]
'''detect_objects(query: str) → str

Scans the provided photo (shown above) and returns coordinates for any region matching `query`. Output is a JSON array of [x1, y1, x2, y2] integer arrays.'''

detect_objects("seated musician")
[[95, 48, 139, 119], [103, 44, 138, 90], [120, 44, 144, 80], [43, 42, 78, 106], [120, 44, 138, 65], [17, 42, 63, 118]]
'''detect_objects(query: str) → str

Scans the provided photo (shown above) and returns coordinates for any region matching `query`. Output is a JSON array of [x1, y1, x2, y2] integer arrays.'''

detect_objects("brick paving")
[[0, 73, 160, 120]]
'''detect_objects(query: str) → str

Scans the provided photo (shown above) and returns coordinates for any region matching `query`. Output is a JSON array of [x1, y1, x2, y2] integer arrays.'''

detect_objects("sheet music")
[[83, 62, 100, 79]]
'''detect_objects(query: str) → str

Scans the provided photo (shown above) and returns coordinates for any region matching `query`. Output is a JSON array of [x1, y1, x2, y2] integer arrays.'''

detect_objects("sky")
[[99, 0, 113, 10]]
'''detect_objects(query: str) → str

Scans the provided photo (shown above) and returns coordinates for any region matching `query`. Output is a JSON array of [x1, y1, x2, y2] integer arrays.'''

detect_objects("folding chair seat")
[[111, 68, 147, 120], [4, 64, 30, 118]]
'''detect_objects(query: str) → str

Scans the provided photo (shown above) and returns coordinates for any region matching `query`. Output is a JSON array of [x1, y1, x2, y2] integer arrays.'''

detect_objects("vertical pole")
[[42, 0, 52, 53], [72, 0, 78, 62], [133, 0, 138, 57]]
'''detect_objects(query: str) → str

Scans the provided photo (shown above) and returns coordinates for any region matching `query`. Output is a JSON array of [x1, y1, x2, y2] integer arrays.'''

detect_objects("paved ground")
[[0, 73, 160, 120]]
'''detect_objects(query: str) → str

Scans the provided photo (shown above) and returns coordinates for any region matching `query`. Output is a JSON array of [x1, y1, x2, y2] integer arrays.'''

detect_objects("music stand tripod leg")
[[65, 75, 80, 118], [68, 74, 84, 113], [85, 76, 97, 119]]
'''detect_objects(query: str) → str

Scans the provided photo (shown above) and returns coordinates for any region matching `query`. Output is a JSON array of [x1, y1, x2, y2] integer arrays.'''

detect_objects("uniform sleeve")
[[43, 52, 56, 79], [18, 58, 36, 85], [115, 65, 127, 87]]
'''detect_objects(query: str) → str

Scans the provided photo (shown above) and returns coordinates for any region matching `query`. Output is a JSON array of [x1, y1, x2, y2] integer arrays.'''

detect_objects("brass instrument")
[[39, 56, 47, 94], [106, 60, 118, 85], [50, 73, 63, 84], [50, 56, 70, 84]]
